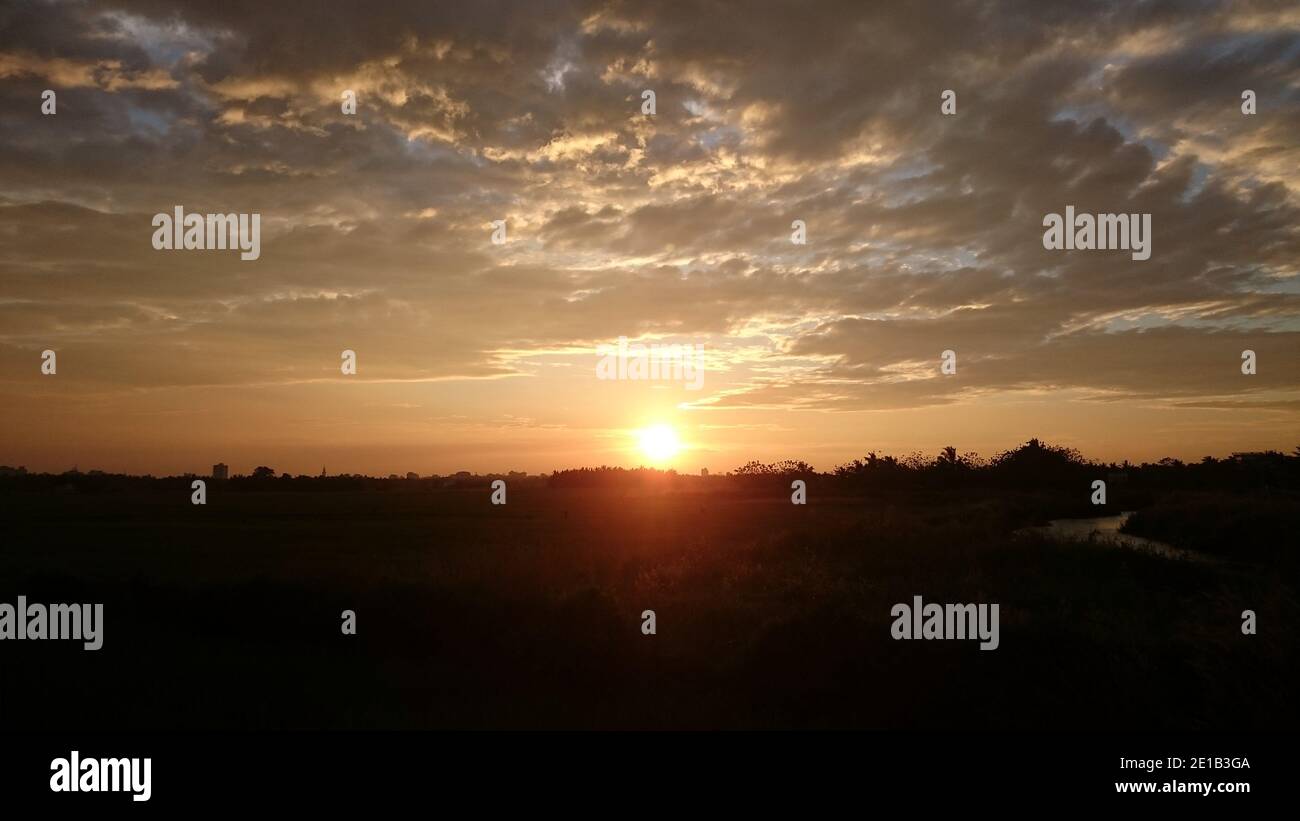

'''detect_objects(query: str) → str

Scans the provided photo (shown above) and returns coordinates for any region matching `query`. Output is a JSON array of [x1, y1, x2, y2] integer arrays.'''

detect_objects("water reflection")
[[1020, 512, 1209, 562]]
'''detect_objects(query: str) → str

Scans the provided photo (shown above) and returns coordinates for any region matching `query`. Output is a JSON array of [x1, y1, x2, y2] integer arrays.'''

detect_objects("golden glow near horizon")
[[637, 424, 682, 464]]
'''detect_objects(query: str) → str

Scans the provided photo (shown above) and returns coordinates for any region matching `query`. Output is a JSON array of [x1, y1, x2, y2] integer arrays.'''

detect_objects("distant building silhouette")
[[406, 472, 419, 480], [212, 463, 229, 480], [701, 467, 709, 477]]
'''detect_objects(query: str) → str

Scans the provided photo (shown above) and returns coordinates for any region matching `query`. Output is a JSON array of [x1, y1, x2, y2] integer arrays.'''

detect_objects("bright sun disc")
[[638, 424, 681, 462]]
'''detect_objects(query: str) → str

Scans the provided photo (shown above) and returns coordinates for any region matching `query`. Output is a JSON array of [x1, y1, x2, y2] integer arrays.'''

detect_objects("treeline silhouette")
[[3, 439, 1297, 494], [828, 440, 1300, 492], [0, 470, 546, 494], [549, 439, 1300, 492]]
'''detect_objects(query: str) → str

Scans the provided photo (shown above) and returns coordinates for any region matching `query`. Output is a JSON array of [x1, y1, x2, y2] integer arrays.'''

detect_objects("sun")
[[637, 424, 681, 463]]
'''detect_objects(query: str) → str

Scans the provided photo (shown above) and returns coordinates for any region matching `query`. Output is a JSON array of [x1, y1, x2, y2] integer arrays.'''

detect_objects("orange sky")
[[1, 1, 1297, 476]]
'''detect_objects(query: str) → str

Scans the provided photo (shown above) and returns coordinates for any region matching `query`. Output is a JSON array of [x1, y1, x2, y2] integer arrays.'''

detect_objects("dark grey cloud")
[[1, 0, 1296, 426]]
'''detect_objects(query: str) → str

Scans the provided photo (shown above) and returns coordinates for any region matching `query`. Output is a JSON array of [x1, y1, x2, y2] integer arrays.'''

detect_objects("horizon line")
[[4, 440, 1296, 481]]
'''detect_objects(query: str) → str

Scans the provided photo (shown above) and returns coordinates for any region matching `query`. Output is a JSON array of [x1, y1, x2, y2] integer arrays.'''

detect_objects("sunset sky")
[[1, 0, 1297, 476]]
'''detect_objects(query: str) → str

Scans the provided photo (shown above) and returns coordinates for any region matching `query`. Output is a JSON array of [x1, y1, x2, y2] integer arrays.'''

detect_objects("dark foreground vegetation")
[[1, 441, 1297, 730]]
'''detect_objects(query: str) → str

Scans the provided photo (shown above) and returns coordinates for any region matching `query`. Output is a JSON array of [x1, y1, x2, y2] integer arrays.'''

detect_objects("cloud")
[[0, 0, 1296, 471]]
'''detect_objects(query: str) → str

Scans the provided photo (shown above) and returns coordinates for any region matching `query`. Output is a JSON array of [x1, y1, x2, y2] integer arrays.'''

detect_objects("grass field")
[[2, 484, 1296, 730]]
